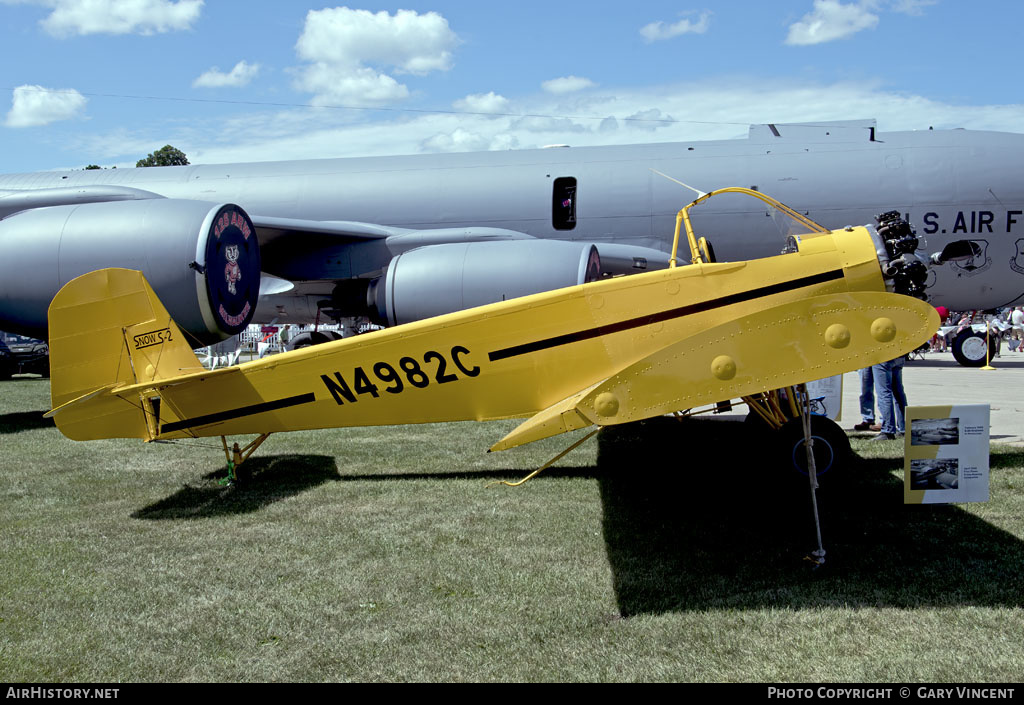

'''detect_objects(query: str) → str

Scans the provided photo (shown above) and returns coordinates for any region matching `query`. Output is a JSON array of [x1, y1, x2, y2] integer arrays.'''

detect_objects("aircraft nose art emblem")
[[1010, 239, 1024, 276], [951, 239, 991, 277], [205, 204, 260, 335]]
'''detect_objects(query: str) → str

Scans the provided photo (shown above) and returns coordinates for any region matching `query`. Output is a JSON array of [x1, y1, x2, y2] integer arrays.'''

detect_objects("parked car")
[[0, 331, 49, 378], [0, 337, 14, 379]]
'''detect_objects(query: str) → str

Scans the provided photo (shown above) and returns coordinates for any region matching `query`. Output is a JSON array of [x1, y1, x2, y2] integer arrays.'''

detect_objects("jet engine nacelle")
[[0, 199, 260, 345], [370, 240, 601, 326]]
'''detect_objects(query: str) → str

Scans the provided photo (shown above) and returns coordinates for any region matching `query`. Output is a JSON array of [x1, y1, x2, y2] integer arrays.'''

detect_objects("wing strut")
[[487, 429, 599, 488]]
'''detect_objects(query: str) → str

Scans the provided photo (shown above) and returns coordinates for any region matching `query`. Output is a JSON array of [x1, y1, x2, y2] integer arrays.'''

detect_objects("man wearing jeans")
[[854, 366, 875, 431], [872, 356, 907, 441]]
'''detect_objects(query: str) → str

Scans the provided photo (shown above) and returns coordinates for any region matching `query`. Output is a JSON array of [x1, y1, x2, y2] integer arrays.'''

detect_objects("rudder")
[[47, 268, 204, 440]]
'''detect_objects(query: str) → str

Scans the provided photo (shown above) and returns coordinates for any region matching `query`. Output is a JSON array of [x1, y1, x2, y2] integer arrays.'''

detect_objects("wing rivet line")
[[870, 317, 897, 342], [825, 323, 851, 348], [711, 354, 737, 380]]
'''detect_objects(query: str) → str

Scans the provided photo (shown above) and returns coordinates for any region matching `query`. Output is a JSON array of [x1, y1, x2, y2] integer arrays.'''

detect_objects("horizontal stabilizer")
[[43, 383, 119, 419]]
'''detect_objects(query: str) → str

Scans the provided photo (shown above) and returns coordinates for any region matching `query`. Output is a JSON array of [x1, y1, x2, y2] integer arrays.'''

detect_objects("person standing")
[[1012, 307, 1024, 351], [871, 356, 907, 441], [931, 305, 949, 352], [854, 366, 875, 431]]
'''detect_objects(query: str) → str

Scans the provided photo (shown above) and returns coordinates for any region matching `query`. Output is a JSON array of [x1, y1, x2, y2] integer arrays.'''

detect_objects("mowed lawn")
[[2, 377, 1023, 682]]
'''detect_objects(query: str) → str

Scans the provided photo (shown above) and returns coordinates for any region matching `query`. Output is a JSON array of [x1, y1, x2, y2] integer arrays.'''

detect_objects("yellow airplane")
[[45, 188, 938, 474]]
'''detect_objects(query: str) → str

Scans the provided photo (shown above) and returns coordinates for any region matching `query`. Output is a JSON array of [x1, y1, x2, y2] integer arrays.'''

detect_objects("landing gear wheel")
[[952, 329, 997, 367], [288, 331, 331, 351], [775, 416, 851, 481], [234, 463, 252, 484]]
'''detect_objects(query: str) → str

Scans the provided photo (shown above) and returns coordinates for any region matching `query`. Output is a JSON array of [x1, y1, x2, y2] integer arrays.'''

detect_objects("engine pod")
[[200, 204, 261, 337], [0, 199, 259, 344], [373, 240, 601, 326]]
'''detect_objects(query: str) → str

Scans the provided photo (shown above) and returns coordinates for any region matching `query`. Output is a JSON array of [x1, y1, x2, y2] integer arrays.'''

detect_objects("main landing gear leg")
[[795, 384, 826, 571], [744, 385, 837, 570], [219, 433, 272, 485]]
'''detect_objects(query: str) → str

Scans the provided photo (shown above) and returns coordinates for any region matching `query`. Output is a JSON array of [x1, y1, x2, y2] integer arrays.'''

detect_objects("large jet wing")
[[249, 214, 537, 251], [0, 185, 538, 248], [0, 185, 164, 218]]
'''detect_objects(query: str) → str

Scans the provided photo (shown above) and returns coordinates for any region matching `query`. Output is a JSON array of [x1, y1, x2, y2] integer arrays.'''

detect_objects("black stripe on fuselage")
[[160, 392, 316, 434], [487, 269, 845, 362]]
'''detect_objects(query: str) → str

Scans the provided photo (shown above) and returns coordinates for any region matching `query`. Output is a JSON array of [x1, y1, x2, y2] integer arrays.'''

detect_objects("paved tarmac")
[[840, 349, 1024, 446]]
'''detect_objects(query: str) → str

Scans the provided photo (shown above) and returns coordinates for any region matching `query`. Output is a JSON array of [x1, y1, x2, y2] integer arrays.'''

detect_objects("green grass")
[[2, 377, 1024, 682]]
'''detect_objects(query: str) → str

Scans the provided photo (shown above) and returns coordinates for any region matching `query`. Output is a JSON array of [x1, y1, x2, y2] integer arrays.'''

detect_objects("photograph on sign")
[[910, 458, 959, 490], [904, 405, 989, 505], [910, 417, 960, 446]]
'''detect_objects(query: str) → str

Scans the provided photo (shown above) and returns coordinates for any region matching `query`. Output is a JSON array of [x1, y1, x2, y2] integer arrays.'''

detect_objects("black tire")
[[234, 463, 252, 484], [288, 331, 331, 350], [951, 329, 997, 367], [775, 416, 852, 481]]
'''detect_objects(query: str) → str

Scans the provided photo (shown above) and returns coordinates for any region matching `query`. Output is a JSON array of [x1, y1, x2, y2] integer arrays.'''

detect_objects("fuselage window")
[[552, 177, 577, 230]]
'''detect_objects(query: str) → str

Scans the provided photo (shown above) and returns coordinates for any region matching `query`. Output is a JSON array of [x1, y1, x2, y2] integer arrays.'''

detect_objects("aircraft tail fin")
[[47, 268, 206, 440]]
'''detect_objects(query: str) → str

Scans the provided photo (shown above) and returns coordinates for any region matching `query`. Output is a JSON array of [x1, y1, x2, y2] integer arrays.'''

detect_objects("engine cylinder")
[[0, 199, 260, 344]]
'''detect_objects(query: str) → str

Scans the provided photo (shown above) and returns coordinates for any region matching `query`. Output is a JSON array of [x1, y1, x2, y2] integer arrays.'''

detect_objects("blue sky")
[[1, 0, 1022, 172]]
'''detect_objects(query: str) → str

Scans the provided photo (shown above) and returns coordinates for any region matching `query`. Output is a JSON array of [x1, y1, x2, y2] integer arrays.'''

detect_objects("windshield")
[[1, 332, 42, 344], [767, 202, 824, 240], [673, 187, 829, 265]]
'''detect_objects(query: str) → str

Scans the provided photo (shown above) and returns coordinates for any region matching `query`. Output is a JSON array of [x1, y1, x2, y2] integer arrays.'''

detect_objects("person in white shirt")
[[1011, 307, 1024, 350]]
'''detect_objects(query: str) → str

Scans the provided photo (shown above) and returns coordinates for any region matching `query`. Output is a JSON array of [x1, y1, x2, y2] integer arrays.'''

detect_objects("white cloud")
[[298, 65, 409, 106], [625, 108, 675, 132], [453, 92, 510, 115], [511, 115, 588, 134], [5, 84, 86, 127], [420, 128, 519, 153], [193, 61, 260, 89], [294, 7, 459, 106], [22, 0, 203, 37], [786, 0, 879, 46], [640, 10, 711, 43], [890, 0, 937, 15], [71, 78, 1024, 172], [542, 76, 596, 94]]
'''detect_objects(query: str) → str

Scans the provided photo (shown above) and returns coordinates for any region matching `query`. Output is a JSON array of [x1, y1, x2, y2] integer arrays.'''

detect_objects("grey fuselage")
[[2, 120, 1023, 318]]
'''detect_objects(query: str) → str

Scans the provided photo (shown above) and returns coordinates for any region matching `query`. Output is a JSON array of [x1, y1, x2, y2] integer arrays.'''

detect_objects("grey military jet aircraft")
[[1, 118, 1021, 366]]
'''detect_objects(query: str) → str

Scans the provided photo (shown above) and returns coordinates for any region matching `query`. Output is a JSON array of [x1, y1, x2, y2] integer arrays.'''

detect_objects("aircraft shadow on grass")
[[128, 416, 1024, 612], [0, 410, 54, 434], [132, 454, 341, 520], [596, 416, 1024, 616], [331, 467, 600, 483]]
